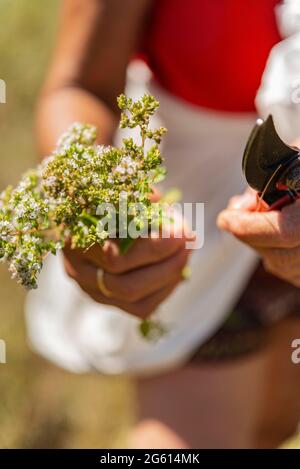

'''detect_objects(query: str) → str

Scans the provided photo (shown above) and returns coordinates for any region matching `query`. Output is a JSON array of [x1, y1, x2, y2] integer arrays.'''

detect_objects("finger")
[[82, 280, 180, 319], [217, 199, 300, 248], [104, 247, 189, 302], [227, 188, 258, 211], [65, 245, 189, 301], [217, 209, 280, 246], [82, 230, 191, 273], [63, 249, 97, 288]]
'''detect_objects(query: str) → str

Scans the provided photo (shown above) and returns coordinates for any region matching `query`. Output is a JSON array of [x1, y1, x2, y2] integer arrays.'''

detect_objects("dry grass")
[[0, 0, 133, 448]]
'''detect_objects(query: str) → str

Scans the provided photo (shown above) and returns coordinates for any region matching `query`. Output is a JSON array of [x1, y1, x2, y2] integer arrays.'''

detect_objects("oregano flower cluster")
[[0, 94, 167, 289]]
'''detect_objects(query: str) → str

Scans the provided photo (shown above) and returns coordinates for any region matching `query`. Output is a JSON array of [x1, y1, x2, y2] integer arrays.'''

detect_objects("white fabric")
[[276, 0, 300, 38], [26, 1, 300, 376], [256, 0, 300, 142]]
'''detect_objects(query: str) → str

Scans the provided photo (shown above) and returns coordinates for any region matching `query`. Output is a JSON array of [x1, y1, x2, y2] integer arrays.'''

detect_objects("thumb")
[[227, 188, 257, 211]]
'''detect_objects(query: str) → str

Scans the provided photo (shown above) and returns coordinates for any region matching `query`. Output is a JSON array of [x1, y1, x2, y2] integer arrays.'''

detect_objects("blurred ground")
[[0, 0, 133, 448]]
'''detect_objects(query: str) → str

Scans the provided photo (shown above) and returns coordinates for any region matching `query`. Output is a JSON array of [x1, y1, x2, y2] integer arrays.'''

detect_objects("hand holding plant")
[[0, 94, 191, 337]]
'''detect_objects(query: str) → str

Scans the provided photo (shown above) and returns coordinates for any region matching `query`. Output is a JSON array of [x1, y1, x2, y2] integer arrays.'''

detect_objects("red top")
[[142, 0, 281, 112]]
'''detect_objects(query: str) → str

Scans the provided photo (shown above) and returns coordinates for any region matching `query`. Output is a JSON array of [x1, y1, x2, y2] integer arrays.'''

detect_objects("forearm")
[[36, 85, 118, 158], [35, 0, 152, 158]]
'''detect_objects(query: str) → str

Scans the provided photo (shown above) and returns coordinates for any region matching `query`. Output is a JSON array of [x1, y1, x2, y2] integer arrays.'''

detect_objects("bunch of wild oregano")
[[0, 94, 167, 294]]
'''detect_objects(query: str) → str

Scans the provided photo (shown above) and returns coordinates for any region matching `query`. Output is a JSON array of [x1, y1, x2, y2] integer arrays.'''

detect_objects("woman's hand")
[[217, 189, 300, 287], [63, 214, 193, 319]]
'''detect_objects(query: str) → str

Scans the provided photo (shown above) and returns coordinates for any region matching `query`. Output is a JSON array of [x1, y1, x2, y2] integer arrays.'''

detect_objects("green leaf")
[[139, 319, 168, 341]]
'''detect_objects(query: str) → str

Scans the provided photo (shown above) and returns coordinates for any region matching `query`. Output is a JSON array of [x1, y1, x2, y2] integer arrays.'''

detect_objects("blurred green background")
[[0, 0, 133, 448]]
